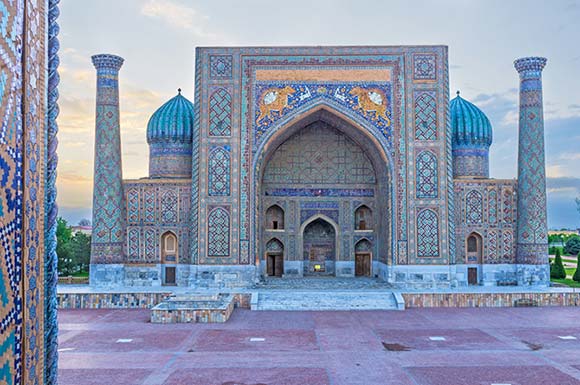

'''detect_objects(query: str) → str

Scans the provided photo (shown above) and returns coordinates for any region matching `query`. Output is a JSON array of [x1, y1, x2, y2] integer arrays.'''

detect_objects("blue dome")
[[450, 92, 492, 148], [147, 90, 194, 143]]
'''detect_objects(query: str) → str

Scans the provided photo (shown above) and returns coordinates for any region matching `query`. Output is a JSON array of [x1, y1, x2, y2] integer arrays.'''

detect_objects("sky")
[[57, 0, 580, 229]]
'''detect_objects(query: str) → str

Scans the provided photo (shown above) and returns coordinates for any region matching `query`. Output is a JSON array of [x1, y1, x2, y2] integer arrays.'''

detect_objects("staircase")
[[251, 291, 403, 311]]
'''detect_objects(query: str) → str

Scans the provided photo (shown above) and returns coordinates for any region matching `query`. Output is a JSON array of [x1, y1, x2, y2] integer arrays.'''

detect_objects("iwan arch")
[[88, 46, 550, 288]]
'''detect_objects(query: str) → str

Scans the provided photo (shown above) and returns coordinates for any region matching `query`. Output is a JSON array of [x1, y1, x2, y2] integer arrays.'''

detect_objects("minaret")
[[514, 56, 549, 285], [90, 54, 125, 270]]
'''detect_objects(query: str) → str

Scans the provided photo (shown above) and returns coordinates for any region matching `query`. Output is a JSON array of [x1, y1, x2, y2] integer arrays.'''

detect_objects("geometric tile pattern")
[[414, 91, 437, 140], [454, 181, 517, 265], [0, 1, 25, 381], [465, 190, 483, 224], [123, 181, 191, 264], [514, 57, 548, 266], [416, 209, 439, 258], [488, 189, 497, 224], [263, 123, 376, 185], [45, 1, 61, 380], [209, 88, 231, 136], [160, 190, 178, 223], [416, 151, 438, 198], [208, 146, 231, 196], [413, 54, 437, 80], [90, 54, 125, 264], [209, 55, 233, 79], [208, 206, 230, 257]]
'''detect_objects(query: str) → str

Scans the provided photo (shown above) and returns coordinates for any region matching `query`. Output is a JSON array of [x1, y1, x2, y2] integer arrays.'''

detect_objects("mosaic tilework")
[[127, 228, 140, 261], [466, 190, 483, 224], [208, 145, 231, 196], [253, 82, 392, 152], [263, 122, 376, 185], [149, 142, 192, 178], [413, 54, 437, 80], [161, 190, 178, 223], [514, 57, 548, 265], [45, 1, 61, 381], [90, 54, 125, 264], [208, 206, 230, 257], [488, 189, 497, 224], [123, 181, 191, 264], [209, 55, 233, 79], [454, 180, 517, 264], [416, 209, 439, 258], [0, 1, 24, 381], [23, 0, 47, 381], [127, 188, 139, 222], [209, 88, 232, 136], [414, 90, 437, 140], [416, 151, 438, 198]]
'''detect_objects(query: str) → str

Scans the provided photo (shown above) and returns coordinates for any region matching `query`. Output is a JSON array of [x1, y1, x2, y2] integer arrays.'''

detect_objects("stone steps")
[[251, 291, 402, 311]]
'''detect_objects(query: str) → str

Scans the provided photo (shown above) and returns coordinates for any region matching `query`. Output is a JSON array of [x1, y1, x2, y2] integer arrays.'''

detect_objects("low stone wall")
[[151, 295, 235, 323], [403, 292, 580, 308], [57, 292, 172, 309], [57, 292, 252, 310]]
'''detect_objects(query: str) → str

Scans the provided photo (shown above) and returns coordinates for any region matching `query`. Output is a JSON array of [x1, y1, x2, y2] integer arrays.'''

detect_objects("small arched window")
[[467, 235, 477, 252], [355, 205, 373, 230], [466, 232, 483, 264], [266, 205, 284, 230], [161, 231, 178, 263]]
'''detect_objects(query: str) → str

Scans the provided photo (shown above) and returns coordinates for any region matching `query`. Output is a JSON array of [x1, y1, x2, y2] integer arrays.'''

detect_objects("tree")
[[70, 231, 91, 273], [56, 217, 74, 275], [564, 236, 580, 256], [551, 248, 566, 279], [573, 254, 580, 283]]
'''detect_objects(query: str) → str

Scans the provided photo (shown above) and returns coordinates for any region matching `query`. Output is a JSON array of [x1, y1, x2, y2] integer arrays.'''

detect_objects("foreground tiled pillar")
[[514, 56, 549, 286], [90, 54, 126, 284]]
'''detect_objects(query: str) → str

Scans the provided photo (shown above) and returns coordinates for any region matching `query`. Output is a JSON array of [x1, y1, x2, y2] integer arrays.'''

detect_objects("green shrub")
[[573, 254, 580, 282], [551, 248, 566, 279]]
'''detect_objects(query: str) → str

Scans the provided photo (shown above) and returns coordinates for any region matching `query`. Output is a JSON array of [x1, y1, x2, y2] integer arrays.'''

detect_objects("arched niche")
[[265, 205, 285, 230]]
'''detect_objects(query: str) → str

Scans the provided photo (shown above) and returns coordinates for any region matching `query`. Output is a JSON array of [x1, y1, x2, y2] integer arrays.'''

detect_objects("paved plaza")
[[58, 307, 580, 385]]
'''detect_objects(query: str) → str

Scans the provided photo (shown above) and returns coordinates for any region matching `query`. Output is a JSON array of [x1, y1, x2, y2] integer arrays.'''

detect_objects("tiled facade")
[[89, 46, 550, 290], [0, 0, 58, 383]]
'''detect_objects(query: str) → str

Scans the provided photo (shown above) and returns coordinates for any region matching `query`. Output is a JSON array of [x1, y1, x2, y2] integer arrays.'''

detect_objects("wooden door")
[[467, 267, 478, 285], [267, 254, 283, 277], [355, 253, 371, 277], [165, 266, 176, 285], [267, 255, 274, 276], [274, 255, 284, 277]]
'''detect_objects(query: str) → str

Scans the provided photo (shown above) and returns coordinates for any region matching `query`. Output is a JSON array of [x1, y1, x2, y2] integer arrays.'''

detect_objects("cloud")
[[547, 177, 580, 195], [141, 0, 215, 38], [58, 172, 92, 184]]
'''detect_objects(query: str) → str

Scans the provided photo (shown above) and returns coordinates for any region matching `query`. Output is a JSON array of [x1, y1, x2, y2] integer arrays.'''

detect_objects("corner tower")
[[450, 91, 493, 178], [90, 54, 125, 270], [146, 89, 194, 178], [514, 56, 549, 285]]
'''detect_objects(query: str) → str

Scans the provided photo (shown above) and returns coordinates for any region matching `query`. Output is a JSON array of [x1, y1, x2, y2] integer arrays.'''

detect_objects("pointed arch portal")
[[256, 105, 392, 277]]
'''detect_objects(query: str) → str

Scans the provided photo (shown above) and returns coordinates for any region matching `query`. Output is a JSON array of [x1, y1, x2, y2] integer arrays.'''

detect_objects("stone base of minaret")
[[517, 264, 550, 287]]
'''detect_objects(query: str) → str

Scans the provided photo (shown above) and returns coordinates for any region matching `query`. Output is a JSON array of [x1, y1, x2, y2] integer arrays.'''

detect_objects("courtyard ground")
[[58, 307, 580, 385]]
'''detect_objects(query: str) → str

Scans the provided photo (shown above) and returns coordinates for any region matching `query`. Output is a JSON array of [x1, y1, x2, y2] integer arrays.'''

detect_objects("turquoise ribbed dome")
[[450, 92, 492, 148], [147, 90, 194, 143]]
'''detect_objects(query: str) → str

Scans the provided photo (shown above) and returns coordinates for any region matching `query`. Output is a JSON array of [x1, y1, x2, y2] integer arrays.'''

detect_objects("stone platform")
[[58, 307, 580, 385], [151, 293, 235, 323]]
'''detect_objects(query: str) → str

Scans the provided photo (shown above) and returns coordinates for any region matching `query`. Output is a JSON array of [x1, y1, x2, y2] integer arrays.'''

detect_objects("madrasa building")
[[88, 46, 550, 288]]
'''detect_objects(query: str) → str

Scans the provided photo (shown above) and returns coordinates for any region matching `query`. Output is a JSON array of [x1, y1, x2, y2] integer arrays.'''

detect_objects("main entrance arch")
[[256, 105, 392, 278]]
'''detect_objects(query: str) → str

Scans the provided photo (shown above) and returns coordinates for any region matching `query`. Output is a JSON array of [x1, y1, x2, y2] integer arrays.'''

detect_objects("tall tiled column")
[[514, 56, 549, 286], [90, 54, 125, 285]]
